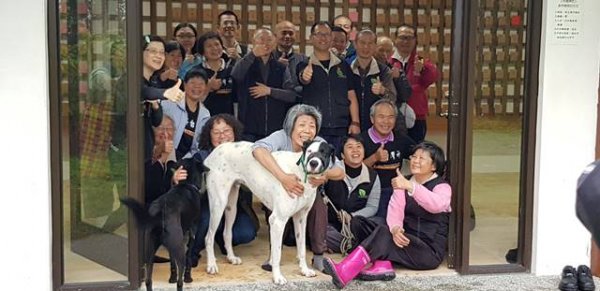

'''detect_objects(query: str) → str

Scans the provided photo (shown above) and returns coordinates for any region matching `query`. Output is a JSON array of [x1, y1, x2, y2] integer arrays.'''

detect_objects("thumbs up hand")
[[301, 63, 314, 84], [371, 76, 385, 95], [391, 168, 413, 192], [163, 79, 184, 102], [207, 70, 222, 92], [376, 143, 389, 162]]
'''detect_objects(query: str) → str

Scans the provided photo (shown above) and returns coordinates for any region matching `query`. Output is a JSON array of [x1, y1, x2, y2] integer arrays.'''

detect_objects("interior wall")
[[0, 0, 52, 289], [533, 0, 600, 275]]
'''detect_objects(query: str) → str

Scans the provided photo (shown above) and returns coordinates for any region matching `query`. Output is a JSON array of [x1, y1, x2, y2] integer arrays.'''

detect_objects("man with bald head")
[[273, 20, 307, 97], [333, 15, 356, 64], [231, 28, 297, 142]]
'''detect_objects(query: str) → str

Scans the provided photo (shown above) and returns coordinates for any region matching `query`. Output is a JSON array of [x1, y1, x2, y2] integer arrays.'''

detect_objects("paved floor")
[[148, 273, 599, 291]]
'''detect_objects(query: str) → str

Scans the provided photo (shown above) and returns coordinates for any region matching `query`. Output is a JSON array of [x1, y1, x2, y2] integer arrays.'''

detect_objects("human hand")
[[391, 66, 401, 79], [249, 82, 271, 98], [163, 79, 184, 102], [301, 63, 314, 83], [348, 123, 360, 134], [185, 54, 195, 62], [147, 100, 161, 110], [329, 47, 339, 56], [277, 56, 289, 66], [207, 71, 222, 92], [390, 226, 410, 248], [308, 173, 327, 188], [279, 173, 304, 198], [376, 143, 389, 162], [163, 140, 174, 155], [371, 77, 385, 95], [414, 57, 424, 75], [172, 166, 188, 185], [226, 47, 241, 60], [391, 168, 412, 191], [160, 68, 178, 82]]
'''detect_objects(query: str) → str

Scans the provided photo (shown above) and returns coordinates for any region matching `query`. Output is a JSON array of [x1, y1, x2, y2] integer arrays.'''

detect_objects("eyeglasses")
[[145, 48, 165, 56], [211, 128, 233, 137], [397, 35, 415, 41], [176, 33, 195, 39], [409, 155, 431, 162]]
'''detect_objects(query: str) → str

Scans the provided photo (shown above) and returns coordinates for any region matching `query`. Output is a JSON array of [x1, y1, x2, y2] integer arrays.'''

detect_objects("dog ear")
[[328, 143, 336, 168], [302, 139, 313, 152]]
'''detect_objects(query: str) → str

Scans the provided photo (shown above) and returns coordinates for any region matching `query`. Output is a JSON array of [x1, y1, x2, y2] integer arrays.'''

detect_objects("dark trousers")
[[189, 199, 257, 266], [360, 224, 444, 270], [306, 194, 328, 255], [326, 215, 384, 253], [407, 119, 427, 144]]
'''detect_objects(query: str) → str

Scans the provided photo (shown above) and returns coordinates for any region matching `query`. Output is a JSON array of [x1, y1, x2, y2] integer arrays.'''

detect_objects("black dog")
[[121, 157, 205, 291]]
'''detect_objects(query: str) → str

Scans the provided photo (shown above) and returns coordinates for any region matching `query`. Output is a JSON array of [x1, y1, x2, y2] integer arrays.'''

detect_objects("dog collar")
[[296, 152, 309, 183]]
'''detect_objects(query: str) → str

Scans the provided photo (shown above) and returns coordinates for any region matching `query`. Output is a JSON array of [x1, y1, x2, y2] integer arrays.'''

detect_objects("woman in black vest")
[[323, 141, 452, 289], [324, 134, 383, 254]]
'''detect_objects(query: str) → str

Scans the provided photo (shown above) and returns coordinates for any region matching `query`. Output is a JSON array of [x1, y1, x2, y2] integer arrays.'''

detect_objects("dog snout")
[[309, 160, 319, 169]]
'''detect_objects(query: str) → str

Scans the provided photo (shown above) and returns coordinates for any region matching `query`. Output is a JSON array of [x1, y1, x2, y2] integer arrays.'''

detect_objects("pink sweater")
[[386, 182, 452, 232]]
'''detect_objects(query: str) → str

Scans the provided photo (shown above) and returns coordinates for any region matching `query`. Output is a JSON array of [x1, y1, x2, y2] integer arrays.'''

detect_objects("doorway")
[[49, 0, 540, 289]]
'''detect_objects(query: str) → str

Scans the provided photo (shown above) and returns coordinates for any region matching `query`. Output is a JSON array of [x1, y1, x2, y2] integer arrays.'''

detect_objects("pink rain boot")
[[323, 246, 371, 289], [357, 260, 396, 281]]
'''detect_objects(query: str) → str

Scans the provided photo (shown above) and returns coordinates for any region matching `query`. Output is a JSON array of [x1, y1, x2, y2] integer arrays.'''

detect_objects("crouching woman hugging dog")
[[252, 104, 346, 271], [323, 141, 452, 289]]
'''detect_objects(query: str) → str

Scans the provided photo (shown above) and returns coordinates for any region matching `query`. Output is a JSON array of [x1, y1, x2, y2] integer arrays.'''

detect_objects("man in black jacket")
[[298, 21, 360, 153], [231, 28, 296, 141]]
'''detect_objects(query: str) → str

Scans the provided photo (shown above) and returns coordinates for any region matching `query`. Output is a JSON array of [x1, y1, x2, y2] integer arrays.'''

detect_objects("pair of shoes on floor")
[[559, 265, 595, 291]]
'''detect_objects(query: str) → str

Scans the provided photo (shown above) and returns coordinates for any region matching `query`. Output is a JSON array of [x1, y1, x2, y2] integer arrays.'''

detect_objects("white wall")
[[533, 0, 600, 275], [0, 0, 52, 289]]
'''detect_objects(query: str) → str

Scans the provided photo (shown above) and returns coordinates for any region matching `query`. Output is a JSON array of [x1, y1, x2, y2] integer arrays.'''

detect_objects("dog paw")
[[301, 267, 316, 277], [227, 256, 242, 265], [273, 273, 288, 285], [206, 263, 219, 275]]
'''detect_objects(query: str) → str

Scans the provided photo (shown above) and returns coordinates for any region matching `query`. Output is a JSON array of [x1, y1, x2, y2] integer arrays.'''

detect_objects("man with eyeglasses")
[[391, 24, 439, 143], [333, 15, 356, 64], [298, 21, 360, 153], [217, 10, 248, 60]]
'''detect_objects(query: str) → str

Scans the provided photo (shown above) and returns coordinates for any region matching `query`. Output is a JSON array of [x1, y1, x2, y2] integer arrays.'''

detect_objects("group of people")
[[132, 10, 449, 288]]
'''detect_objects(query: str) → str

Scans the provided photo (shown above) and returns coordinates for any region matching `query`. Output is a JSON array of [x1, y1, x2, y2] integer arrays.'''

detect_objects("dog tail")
[[120, 198, 153, 228]]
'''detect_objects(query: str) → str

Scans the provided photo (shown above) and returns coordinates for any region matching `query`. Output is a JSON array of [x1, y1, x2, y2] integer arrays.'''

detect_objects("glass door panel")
[[468, 0, 527, 266], [59, 0, 129, 282]]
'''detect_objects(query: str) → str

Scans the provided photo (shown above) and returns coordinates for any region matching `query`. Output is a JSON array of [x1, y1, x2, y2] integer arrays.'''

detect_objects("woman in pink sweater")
[[323, 141, 451, 289]]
